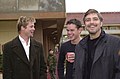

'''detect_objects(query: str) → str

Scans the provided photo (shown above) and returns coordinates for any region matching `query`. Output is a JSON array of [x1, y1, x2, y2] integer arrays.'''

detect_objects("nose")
[[33, 26, 35, 31], [90, 19, 94, 23], [67, 30, 71, 35]]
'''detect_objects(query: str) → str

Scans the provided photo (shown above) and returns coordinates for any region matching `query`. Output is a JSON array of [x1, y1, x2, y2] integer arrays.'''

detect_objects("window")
[[110, 27, 118, 30], [103, 27, 108, 30]]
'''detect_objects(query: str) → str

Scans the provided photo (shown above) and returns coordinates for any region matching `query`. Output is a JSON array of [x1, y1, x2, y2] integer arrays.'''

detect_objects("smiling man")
[[3, 16, 47, 79], [57, 19, 83, 79], [73, 9, 120, 79]]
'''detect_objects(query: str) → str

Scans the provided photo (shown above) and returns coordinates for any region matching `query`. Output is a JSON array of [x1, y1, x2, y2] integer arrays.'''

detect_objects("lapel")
[[77, 36, 88, 69], [93, 35, 107, 64], [12, 36, 29, 65], [78, 46, 86, 69], [29, 39, 38, 67]]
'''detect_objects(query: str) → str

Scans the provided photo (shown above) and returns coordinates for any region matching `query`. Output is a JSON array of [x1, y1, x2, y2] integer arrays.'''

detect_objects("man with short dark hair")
[[74, 9, 120, 79], [57, 19, 83, 79]]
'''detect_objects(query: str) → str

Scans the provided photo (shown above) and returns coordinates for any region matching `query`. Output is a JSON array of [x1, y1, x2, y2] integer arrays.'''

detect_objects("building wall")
[[0, 21, 17, 45], [0, 21, 17, 53]]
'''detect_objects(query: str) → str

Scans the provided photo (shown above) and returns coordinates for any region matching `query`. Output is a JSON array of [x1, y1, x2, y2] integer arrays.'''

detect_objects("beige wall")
[[0, 21, 17, 45]]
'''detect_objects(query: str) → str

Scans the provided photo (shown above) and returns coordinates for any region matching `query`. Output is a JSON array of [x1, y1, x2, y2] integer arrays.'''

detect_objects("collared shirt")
[[19, 35, 30, 60]]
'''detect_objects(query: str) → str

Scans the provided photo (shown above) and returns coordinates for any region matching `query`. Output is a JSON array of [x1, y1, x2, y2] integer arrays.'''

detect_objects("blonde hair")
[[16, 16, 36, 33]]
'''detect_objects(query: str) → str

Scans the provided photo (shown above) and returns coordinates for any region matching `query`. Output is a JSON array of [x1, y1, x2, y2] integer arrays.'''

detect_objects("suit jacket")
[[73, 32, 120, 79], [3, 36, 47, 79]]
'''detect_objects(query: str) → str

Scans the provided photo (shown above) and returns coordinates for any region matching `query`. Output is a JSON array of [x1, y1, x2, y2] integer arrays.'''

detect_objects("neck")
[[19, 34, 29, 44], [71, 36, 82, 44]]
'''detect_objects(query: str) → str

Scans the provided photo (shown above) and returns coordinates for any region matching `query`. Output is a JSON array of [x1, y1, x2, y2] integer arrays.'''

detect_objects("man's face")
[[84, 13, 102, 34], [66, 24, 81, 41], [22, 22, 35, 38]]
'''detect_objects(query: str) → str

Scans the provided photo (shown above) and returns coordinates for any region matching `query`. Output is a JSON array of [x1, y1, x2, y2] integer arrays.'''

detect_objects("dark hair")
[[66, 19, 82, 29], [83, 9, 103, 23]]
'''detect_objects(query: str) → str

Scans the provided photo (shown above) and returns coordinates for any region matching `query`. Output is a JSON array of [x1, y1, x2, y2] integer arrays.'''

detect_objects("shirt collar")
[[19, 35, 30, 46]]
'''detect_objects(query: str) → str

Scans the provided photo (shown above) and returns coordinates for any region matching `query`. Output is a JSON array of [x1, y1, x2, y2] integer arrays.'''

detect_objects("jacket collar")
[[80, 30, 106, 48], [11, 36, 38, 66], [79, 30, 108, 64]]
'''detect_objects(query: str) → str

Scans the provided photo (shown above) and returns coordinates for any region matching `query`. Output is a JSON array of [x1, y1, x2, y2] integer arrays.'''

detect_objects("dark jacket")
[[73, 31, 120, 79], [3, 36, 47, 79]]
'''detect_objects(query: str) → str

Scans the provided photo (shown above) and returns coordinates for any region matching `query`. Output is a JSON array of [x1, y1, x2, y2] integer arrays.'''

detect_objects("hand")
[[66, 52, 75, 63]]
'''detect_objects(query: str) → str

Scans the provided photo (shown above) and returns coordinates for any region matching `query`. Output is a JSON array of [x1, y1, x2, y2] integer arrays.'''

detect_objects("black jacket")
[[73, 31, 120, 79], [3, 36, 47, 79]]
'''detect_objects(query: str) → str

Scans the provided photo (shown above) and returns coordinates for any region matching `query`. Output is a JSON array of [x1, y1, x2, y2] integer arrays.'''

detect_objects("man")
[[3, 16, 47, 79], [73, 9, 120, 79], [57, 19, 83, 79]]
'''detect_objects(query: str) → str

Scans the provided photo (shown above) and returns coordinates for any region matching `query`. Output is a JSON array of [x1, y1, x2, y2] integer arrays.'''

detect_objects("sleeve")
[[3, 43, 12, 79], [57, 44, 66, 79], [114, 40, 120, 79], [39, 43, 47, 79]]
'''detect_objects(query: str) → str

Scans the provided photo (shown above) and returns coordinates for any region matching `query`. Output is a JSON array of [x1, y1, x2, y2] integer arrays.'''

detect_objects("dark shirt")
[[84, 37, 99, 79], [57, 41, 76, 79]]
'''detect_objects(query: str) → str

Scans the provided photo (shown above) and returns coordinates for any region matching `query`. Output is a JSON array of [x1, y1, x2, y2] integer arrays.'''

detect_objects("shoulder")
[[103, 34, 120, 49], [3, 41, 12, 51], [106, 34, 120, 42], [3, 36, 19, 52], [31, 38, 42, 46], [4, 36, 18, 47]]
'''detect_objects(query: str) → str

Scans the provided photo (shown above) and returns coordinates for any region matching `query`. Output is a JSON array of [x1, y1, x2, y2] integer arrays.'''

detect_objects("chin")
[[69, 38, 74, 41], [30, 35, 33, 37], [89, 31, 97, 34]]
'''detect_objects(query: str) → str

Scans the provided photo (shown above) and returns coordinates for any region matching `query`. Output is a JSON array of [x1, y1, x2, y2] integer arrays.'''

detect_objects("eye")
[[70, 29, 74, 32], [30, 25, 34, 28], [66, 29, 69, 32], [93, 17, 99, 21], [85, 18, 91, 22]]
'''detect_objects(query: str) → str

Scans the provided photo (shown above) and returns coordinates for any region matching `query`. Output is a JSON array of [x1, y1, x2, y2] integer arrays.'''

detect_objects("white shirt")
[[19, 35, 30, 60]]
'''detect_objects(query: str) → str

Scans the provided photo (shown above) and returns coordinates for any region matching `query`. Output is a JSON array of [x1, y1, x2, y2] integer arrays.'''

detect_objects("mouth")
[[31, 31, 34, 35], [88, 23, 97, 28], [68, 36, 74, 39]]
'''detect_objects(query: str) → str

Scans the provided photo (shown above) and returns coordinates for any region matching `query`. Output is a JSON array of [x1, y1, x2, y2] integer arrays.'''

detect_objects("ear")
[[21, 26, 25, 31], [100, 22, 103, 27], [78, 27, 83, 33]]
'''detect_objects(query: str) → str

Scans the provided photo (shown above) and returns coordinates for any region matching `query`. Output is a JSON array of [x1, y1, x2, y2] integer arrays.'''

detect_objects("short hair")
[[16, 16, 36, 33], [83, 9, 103, 23], [66, 19, 82, 29]]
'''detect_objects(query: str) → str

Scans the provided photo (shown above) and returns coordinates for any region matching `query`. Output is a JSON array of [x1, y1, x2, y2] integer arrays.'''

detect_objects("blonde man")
[[3, 16, 47, 79]]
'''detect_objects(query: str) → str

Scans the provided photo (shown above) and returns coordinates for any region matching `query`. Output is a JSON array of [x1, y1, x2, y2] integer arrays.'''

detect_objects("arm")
[[57, 45, 66, 79], [3, 43, 12, 79], [39, 44, 47, 79], [114, 41, 120, 79]]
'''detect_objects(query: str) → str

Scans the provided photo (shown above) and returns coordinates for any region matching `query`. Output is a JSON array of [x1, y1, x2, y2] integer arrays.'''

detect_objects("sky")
[[65, 0, 120, 13]]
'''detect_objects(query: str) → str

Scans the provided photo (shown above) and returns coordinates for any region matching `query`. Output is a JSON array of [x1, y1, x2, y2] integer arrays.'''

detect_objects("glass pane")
[[0, 0, 65, 12], [0, 0, 17, 12], [39, 0, 65, 12], [18, 0, 39, 11]]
